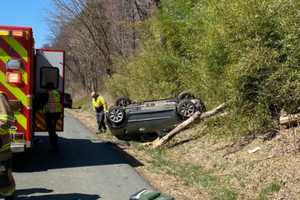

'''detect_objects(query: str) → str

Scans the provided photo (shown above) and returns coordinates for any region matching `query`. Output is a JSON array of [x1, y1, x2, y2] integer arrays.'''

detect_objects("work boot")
[[4, 193, 15, 200]]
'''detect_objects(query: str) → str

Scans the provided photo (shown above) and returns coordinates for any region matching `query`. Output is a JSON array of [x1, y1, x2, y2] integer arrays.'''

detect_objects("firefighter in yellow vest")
[[91, 92, 108, 133], [44, 83, 62, 150], [0, 94, 16, 200]]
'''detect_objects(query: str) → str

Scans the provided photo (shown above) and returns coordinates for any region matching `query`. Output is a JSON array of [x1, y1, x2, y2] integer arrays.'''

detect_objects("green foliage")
[[107, 0, 300, 134], [258, 183, 281, 200]]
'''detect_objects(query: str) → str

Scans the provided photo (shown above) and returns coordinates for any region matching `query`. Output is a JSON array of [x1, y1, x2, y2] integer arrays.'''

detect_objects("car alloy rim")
[[181, 102, 195, 117], [109, 109, 124, 123]]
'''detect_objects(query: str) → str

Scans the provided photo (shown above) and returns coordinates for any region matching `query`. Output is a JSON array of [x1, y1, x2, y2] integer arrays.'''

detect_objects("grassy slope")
[[70, 98, 300, 200]]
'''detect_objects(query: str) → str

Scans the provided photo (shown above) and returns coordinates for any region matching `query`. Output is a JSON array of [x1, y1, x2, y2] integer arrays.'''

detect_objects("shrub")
[[107, 0, 300, 134]]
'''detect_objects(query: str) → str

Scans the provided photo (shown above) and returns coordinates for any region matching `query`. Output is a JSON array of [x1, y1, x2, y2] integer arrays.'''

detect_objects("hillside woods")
[[51, 0, 300, 136], [51, 1, 300, 199]]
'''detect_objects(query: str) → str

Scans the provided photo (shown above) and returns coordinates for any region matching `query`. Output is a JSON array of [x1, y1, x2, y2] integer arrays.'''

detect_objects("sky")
[[0, 0, 54, 48]]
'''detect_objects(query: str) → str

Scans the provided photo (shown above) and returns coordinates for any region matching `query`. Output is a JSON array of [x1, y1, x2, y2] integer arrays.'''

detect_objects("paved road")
[[10, 113, 152, 200]]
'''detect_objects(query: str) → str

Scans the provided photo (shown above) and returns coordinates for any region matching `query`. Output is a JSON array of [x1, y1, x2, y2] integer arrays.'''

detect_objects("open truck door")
[[34, 49, 64, 132]]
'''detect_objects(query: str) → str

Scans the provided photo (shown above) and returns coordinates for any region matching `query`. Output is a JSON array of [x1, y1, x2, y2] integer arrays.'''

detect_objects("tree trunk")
[[152, 103, 227, 148]]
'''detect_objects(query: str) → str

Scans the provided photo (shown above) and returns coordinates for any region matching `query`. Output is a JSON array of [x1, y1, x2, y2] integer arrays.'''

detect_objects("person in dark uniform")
[[44, 83, 62, 150], [0, 94, 15, 200]]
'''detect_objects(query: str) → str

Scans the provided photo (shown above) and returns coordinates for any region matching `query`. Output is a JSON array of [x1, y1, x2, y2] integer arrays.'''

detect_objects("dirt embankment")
[[68, 109, 300, 200]]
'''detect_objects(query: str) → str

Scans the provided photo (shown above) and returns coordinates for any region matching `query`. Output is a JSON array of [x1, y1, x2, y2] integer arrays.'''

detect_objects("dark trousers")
[[0, 159, 15, 196], [45, 112, 61, 147], [96, 111, 107, 131]]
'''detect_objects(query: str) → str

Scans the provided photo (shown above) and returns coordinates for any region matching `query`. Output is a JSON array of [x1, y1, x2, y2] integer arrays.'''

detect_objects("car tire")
[[115, 134, 132, 141], [115, 96, 131, 107], [177, 99, 196, 119], [177, 91, 195, 101], [106, 106, 127, 129], [195, 99, 206, 113]]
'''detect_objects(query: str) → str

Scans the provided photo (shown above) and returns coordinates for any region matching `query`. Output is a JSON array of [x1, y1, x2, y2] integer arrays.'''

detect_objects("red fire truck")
[[0, 25, 65, 153]]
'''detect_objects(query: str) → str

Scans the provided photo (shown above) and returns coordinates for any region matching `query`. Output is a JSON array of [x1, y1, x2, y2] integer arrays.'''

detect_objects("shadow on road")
[[14, 188, 100, 200], [13, 135, 143, 172]]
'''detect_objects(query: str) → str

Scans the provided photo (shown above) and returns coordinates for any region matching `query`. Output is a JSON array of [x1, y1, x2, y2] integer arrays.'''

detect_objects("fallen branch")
[[152, 103, 227, 148], [280, 114, 300, 127]]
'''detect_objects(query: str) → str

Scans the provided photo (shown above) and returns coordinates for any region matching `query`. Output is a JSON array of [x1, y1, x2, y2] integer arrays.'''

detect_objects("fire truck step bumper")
[[10, 143, 25, 153]]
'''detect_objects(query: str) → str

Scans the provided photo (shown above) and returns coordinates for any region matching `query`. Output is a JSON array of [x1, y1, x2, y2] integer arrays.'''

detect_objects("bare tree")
[[49, 0, 158, 94]]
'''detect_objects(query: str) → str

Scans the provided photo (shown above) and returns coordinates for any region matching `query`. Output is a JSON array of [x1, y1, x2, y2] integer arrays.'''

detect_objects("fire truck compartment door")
[[34, 50, 64, 132]]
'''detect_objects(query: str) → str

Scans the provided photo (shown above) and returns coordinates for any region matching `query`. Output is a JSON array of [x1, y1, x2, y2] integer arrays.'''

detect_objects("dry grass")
[[166, 125, 300, 200], [68, 108, 300, 200]]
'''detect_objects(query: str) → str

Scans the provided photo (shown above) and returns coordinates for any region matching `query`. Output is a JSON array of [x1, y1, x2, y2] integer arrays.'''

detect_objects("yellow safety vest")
[[92, 96, 108, 112], [44, 90, 62, 113]]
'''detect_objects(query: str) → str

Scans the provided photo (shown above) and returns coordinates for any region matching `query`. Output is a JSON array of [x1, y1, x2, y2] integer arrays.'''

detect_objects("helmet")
[[91, 92, 97, 97]]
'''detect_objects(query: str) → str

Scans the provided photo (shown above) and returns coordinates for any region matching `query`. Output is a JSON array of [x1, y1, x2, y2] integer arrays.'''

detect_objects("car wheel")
[[194, 99, 206, 113], [115, 96, 131, 107], [115, 134, 132, 141], [177, 91, 195, 101], [107, 106, 127, 128], [177, 100, 196, 119]]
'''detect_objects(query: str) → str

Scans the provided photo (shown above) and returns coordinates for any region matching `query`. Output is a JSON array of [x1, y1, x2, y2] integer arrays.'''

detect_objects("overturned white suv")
[[106, 92, 206, 141]]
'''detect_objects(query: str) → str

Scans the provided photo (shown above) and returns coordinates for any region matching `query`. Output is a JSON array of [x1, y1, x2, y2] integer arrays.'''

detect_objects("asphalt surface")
[[10, 112, 152, 200]]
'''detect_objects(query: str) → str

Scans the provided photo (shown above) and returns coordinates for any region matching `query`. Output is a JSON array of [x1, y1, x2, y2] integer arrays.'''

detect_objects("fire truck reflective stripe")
[[35, 112, 44, 119], [35, 112, 46, 128], [38, 119, 45, 126], [0, 48, 10, 62], [0, 47, 29, 85], [0, 143, 10, 152], [1, 36, 28, 63], [21, 69, 28, 84], [0, 71, 29, 107], [34, 112, 63, 130], [0, 30, 9, 36], [15, 112, 27, 130]]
